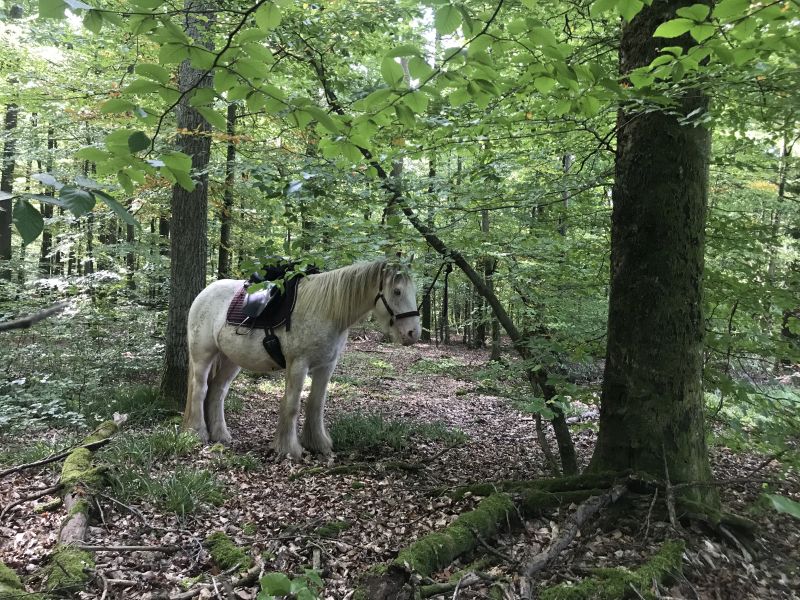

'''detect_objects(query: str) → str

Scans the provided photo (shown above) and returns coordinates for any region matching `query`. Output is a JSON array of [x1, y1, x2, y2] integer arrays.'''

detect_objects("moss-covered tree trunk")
[[160, 0, 215, 408], [589, 0, 717, 506]]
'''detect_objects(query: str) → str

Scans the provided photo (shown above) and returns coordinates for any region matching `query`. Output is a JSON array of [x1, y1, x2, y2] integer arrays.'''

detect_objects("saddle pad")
[[225, 277, 303, 331]]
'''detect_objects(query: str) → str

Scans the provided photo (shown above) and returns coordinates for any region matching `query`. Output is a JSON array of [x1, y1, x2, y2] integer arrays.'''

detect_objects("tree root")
[[536, 539, 685, 600], [438, 471, 626, 501]]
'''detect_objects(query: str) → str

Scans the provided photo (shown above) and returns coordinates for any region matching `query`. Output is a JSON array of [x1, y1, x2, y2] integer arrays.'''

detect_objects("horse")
[[182, 259, 421, 459]]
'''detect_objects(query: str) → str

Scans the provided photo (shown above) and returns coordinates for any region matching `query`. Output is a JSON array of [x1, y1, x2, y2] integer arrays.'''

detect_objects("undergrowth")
[[329, 413, 467, 453]]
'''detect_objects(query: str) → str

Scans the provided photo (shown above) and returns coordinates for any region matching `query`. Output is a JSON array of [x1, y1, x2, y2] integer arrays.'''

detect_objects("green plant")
[[146, 467, 225, 516], [211, 449, 262, 472], [409, 357, 469, 378], [102, 425, 200, 469], [257, 569, 323, 600], [329, 413, 467, 453]]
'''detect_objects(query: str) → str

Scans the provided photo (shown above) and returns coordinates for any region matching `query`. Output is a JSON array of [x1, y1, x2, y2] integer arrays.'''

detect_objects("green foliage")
[[102, 425, 200, 470], [144, 467, 225, 516], [258, 569, 323, 600], [762, 493, 800, 521], [329, 413, 466, 454], [409, 356, 470, 378]]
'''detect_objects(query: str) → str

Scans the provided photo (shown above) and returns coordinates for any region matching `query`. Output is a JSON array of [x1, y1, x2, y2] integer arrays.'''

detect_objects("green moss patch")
[[0, 560, 42, 600], [540, 539, 685, 600], [205, 532, 253, 572], [43, 545, 94, 594], [317, 520, 351, 538], [394, 493, 515, 577]]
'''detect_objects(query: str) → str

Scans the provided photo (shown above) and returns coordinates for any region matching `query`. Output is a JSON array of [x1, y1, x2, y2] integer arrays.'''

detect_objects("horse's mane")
[[298, 260, 388, 329]]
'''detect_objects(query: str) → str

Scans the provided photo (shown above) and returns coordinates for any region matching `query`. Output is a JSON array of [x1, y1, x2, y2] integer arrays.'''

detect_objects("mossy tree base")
[[539, 539, 685, 600]]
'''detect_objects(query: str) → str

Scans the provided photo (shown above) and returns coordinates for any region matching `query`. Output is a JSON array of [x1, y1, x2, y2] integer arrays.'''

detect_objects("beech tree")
[[587, 0, 716, 503]]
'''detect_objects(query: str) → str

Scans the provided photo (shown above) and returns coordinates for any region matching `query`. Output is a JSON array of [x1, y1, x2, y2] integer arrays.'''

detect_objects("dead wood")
[[522, 484, 628, 577], [0, 301, 68, 332], [75, 544, 180, 553], [0, 483, 63, 518], [168, 563, 262, 600], [0, 438, 112, 479]]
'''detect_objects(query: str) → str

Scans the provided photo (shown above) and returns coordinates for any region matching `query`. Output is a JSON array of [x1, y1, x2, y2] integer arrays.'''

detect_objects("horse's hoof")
[[271, 439, 303, 461], [209, 430, 232, 445], [300, 430, 333, 456]]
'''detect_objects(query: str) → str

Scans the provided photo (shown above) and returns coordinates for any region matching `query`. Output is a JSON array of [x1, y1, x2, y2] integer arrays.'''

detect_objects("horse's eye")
[[393, 288, 401, 296]]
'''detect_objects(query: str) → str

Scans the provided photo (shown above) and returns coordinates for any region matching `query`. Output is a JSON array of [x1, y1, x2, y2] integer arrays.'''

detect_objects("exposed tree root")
[[536, 539, 685, 600]]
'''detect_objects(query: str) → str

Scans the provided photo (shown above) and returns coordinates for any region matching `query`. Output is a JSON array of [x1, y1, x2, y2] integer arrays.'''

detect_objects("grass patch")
[[409, 356, 469, 378], [101, 425, 200, 469], [210, 449, 262, 472], [146, 467, 225, 516], [0, 436, 79, 468], [330, 413, 467, 453]]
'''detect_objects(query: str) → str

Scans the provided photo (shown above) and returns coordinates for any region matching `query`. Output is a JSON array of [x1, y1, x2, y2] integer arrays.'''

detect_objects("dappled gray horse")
[[182, 260, 421, 459]]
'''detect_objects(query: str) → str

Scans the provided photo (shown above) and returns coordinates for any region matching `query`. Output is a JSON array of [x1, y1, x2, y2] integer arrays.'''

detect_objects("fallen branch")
[[169, 562, 263, 600], [0, 438, 112, 479], [42, 414, 127, 594], [75, 544, 180, 553], [0, 301, 68, 332], [0, 483, 63, 518], [523, 484, 628, 577]]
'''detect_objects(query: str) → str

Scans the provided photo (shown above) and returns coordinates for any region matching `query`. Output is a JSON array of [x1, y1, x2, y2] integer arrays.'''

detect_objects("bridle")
[[374, 268, 421, 327]]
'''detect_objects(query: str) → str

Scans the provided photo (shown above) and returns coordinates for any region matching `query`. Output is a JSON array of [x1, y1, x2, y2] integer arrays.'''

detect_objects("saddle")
[[225, 260, 321, 369]]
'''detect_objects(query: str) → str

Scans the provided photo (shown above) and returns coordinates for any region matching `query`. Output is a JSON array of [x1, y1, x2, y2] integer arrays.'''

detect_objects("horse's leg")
[[271, 359, 308, 460], [182, 353, 216, 444], [300, 363, 335, 455], [205, 355, 241, 444]]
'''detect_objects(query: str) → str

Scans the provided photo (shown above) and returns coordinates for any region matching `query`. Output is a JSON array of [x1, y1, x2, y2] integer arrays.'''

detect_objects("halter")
[[374, 267, 420, 326]]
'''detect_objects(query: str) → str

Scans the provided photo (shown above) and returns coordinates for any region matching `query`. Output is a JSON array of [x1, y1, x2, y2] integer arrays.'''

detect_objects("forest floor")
[[1, 330, 799, 599]]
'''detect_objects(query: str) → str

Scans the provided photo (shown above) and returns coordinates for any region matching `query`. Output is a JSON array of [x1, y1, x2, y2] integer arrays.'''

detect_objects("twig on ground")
[[522, 484, 628, 578], [662, 445, 678, 529], [169, 563, 263, 600], [0, 483, 63, 518], [470, 528, 516, 565], [76, 544, 181, 553]]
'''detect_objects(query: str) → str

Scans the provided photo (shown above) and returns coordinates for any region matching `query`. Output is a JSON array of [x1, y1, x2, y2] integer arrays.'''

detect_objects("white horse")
[[182, 259, 421, 459]]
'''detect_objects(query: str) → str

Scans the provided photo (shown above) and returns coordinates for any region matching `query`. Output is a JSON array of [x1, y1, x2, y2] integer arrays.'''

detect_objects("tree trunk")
[[160, 0, 215, 408], [441, 263, 451, 345], [588, 0, 717, 506], [0, 102, 18, 279], [218, 103, 237, 279], [39, 126, 56, 274]]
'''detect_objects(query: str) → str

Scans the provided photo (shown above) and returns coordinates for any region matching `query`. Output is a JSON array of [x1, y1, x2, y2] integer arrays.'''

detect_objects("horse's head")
[[374, 265, 421, 346]]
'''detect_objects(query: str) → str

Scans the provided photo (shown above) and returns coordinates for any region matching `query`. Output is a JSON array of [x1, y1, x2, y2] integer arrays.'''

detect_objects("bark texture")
[[217, 103, 236, 279], [0, 102, 18, 276], [160, 0, 215, 408], [589, 0, 717, 504]]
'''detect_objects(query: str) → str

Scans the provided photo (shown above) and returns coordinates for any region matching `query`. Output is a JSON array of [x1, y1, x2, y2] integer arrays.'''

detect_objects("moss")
[[393, 493, 515, 577], [0, 561, 43, 600], [66, 499, 89, 518], [34, 497, 63, 513], [351, 481, 365, 490], [82, 420, 118, 445], [205, 532, 253, 572], [0, 562, 23, 590], [539, 539, 685, 600], [317, 520, 351, 538], [61, 448, 104, 487], [44, 545, 94, 594], [677, 499, 757, 535]]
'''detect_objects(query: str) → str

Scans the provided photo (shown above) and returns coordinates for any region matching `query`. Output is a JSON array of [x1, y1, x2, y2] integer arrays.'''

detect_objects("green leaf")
[[407, 56, 434, 80], [162, 151, 193, 174], [653, 18, 693, 38], [13, 200, 43, 245], [101, 98, 136, 114], [590, 0, 617, 17], [196, 107, 228, 130], [83, 9, 103, 32], [260, 573, 292, 596], [39, 0, 66, 19], [94, 190, 138, 227], [60, 186, 96, 216], [214, 69, 239, 93], [763, 494, 800, 520], [244, 43, 273, 64], [124, 79, 162, 95], [676, 3, 711, 21], [690, 24, 716, 42], [533, 77, 557, 93], [353, 88, 393, 111], [165, 166, 196, 192], [713, 0, 749, 20], [289, 110, 313, 129], [434, 5, 461, 35], [304, 105, 341, 133], [402, 90, 428, 114], [76, 147, 111, 162], [449, 88, 470, 107], [135, 63, 171, 84], [128, 131, 151, 153], [386, 44, 421, 58], [381, 57, 405, 87], [236, 57, 267, 80], [395, 104, 416, 128], [529, 27, 558, 47], [159, 43, 190, 65], [32, 173, 64, 189], [255, 3, 282, 30], [618, 0, 643, 22], [188, 88, 216, 107]]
